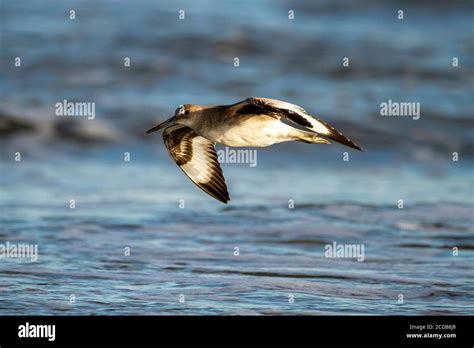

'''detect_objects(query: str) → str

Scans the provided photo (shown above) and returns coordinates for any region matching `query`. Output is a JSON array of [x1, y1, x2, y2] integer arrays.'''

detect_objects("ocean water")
[[0, 0, 473, 315]]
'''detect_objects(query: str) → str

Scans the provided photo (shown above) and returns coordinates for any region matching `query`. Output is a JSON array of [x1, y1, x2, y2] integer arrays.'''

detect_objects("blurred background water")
[[0, 0, 473, 315]]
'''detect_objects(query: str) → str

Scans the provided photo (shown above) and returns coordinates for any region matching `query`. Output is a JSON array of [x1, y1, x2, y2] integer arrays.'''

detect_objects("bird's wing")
[[230, 97, 363, 151], [163, 125, 230, 203]]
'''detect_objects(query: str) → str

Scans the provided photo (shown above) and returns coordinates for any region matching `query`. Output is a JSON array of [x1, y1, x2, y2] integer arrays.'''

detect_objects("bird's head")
[[146, 104, 203, 134], [173, 104, 203, 126]]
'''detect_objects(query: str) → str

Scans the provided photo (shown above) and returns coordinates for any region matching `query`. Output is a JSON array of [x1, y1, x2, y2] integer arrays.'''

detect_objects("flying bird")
[[146, 97, 363, 203]]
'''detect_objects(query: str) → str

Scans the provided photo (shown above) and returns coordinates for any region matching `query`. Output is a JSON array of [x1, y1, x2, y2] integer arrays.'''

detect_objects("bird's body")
[[198, 113, 305, 147], [147, 97, 363, 203]]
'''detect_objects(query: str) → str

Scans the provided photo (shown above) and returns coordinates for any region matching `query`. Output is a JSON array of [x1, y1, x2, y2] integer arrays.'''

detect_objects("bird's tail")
[[311, 117, 364, 151], [298, 132, 331, 145]]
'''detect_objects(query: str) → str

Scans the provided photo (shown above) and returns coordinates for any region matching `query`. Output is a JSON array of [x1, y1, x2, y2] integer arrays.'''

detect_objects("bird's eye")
[[184, 111, 189, 115]]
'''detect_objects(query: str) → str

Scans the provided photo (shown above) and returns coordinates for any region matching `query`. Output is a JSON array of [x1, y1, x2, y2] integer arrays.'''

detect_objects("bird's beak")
[[146, 116, 176, 134]]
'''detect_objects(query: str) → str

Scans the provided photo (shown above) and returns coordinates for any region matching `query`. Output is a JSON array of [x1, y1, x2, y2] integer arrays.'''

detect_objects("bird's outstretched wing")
[[163, 125, 230, 203], [229, 97, 363, 151]]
